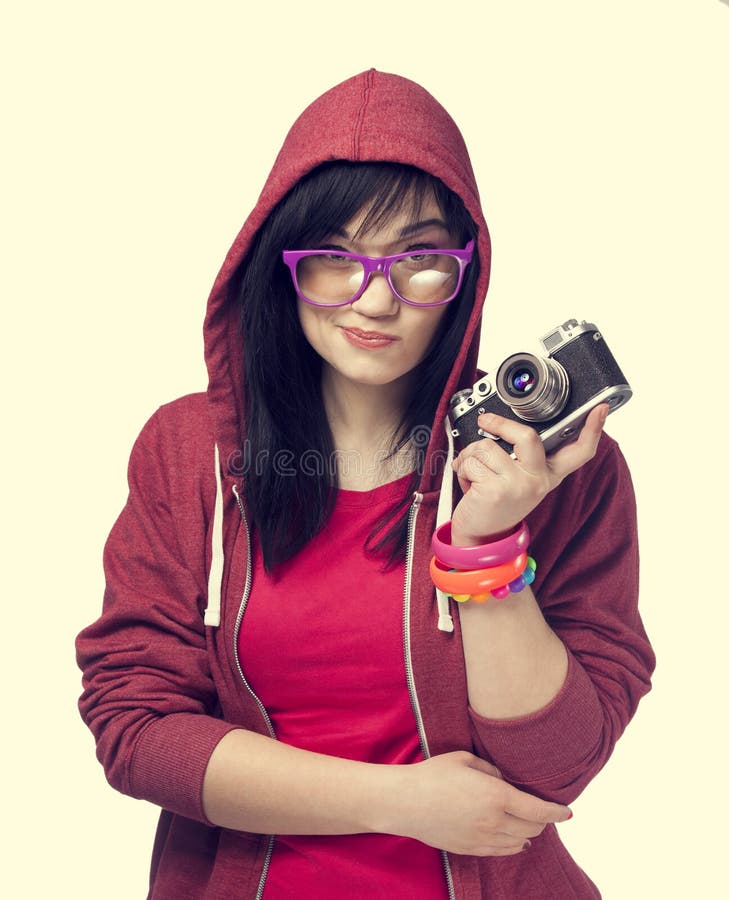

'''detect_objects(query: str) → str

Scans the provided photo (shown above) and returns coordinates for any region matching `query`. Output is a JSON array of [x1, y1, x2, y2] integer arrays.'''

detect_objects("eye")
[[312, 245, 356, 266], [401, 246, 439, 267], [306, 247, 359, 271], [321, 253, 356, 267]]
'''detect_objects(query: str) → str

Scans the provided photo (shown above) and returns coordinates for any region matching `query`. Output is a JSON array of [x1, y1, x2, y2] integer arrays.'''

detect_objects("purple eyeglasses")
[[282, 240, 474, 308]]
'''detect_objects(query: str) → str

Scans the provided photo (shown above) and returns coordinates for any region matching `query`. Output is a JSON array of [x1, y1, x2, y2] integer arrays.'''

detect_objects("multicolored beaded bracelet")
[[435, 557, 537, 604], [487, 556, 537, 601]]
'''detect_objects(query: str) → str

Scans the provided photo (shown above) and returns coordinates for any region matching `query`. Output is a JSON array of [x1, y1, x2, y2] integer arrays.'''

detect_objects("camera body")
[[449, 319, 632, 455]]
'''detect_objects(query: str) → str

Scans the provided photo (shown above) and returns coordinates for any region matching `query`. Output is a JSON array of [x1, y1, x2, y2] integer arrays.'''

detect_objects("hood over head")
[[203, 68, 491, 494]]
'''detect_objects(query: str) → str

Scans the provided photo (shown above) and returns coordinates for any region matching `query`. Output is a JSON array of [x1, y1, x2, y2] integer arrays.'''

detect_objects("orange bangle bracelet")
[[429, 552, 528, 595]]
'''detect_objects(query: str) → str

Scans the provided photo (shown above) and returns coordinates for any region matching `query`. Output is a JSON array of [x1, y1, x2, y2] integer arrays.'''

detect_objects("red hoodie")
[[76, 69, 655, 899]]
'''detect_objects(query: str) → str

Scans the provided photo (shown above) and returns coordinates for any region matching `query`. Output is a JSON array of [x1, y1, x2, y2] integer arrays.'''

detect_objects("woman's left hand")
[[450, 404, 609, 546]]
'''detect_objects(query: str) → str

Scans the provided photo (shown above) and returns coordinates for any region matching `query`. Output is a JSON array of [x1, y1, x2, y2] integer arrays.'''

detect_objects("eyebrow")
[[332, 218, 451, 240], [397, 218, 451, 238]]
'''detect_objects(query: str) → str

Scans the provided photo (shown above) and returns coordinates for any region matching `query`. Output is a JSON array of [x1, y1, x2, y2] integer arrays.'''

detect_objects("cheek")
[[409, 307, 449, 355], [296, 301, 324, 349]]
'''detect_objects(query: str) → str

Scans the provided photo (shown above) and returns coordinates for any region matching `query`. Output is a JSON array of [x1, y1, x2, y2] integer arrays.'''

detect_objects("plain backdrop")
[[3, 1, 728, 897]]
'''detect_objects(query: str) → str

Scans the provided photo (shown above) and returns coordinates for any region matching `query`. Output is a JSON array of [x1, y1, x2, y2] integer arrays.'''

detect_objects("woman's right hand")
[[397, 751, 572, 856]]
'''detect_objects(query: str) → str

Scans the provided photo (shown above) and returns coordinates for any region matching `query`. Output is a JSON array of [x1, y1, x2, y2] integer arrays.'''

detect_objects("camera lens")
[[496, 353, 570, 422], [510, 368, 537, 394]]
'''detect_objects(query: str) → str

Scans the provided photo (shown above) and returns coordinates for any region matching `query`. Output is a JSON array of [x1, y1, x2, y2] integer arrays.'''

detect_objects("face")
[[295, 193, 458, 395]]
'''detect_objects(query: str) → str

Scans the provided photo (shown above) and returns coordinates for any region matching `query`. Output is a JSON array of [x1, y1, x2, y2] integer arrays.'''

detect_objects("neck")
[[321, 367, 416, 489], [323, 367, 412, 437]]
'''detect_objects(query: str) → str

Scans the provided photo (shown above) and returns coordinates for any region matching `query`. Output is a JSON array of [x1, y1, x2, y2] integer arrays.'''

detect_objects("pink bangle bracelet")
[[431, 520, 530, 569]]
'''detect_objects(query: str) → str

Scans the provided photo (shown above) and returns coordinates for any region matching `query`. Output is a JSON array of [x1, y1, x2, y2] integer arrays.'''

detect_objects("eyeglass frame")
[[281, 239, 475, 308]]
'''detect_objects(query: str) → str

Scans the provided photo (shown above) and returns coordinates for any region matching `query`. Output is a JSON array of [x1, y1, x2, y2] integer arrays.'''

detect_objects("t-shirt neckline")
[[335, 471, 415, 508]]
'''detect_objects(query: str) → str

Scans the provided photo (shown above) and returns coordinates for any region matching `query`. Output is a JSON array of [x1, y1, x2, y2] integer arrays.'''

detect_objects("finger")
[[469, 840, 532, 858], [477, 413, 547, 472], [546, 404, 608, 481], [465, 755, 503, 779], [453, 436, 512, 479], [499, 812, 551, 840], [490, 813, 547, 842], [474, 832, 534, 851], [502, 785, 572, 826]]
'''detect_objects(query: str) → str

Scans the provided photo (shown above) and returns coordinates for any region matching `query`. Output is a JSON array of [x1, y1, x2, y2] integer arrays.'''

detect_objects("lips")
[[343, 327, 399, 340], [341, 327, 400, 350]]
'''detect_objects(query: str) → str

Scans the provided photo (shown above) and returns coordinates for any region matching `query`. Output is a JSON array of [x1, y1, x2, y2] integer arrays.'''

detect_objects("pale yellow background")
[[3, 1, 727, 897]]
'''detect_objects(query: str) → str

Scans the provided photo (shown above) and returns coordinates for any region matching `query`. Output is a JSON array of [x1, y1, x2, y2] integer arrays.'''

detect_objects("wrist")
[[449, 524, 513, 546], [365, 763, 419, 839]]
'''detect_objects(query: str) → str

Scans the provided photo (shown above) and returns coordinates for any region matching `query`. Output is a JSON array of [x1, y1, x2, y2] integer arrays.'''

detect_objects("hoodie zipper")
[[402, 493, 456, 900], [231, 485, 276, 900]]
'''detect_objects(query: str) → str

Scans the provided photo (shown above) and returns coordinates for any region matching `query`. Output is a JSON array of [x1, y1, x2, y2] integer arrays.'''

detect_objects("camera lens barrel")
[[495, 353, 570, 422]]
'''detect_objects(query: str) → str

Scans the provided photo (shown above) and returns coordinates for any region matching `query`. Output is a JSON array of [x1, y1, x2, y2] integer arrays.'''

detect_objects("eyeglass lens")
[[295, 253, 461, 305]]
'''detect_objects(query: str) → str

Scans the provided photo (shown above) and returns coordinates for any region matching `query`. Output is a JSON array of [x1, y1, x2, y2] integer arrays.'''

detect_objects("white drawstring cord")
[[204, 443, 224, 627], [435, 422, 456, 633]]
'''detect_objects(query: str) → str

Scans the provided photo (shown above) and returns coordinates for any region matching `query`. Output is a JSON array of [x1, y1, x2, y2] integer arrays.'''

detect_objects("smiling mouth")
[[342, 327, 400, 341]]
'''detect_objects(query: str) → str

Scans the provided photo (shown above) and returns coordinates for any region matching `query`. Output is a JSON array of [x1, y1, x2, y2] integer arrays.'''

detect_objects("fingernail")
[[565, 810, 573, 820]]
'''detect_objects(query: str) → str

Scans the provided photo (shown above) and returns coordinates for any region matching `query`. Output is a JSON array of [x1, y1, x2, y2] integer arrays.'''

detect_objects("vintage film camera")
[[448, 319, 632, 455]]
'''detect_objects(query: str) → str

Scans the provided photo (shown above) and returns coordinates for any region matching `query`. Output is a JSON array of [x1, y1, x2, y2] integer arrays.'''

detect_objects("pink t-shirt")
[[239, 474, 449, 899]]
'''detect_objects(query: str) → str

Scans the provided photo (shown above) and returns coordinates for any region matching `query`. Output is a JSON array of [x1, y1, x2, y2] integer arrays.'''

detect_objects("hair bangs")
[[289, 163, 444, 248]]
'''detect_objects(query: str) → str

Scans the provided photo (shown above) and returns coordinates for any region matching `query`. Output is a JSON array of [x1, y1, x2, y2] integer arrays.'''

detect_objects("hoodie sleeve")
[[76, 403, 239, 824], [468, 437, 655, 804]]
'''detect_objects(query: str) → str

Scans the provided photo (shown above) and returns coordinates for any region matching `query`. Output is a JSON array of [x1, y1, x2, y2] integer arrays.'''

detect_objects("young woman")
[[77, 69, 655, 899]]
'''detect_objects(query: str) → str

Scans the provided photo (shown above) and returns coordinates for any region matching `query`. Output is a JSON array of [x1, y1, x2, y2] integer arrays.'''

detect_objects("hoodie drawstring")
[[435, 422, 456, 633], [204, 443, 224, 627]]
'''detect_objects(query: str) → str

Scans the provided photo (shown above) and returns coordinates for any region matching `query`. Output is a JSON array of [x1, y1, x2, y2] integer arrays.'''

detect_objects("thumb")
[[452, 462, 471, 495], [465, 756, 503, 779]]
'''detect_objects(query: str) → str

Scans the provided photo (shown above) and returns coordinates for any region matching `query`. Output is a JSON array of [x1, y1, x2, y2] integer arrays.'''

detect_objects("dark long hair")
[[237, 161, 480, 571]]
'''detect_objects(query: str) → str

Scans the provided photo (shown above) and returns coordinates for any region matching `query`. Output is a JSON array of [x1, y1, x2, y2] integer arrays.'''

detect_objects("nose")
[[350, 270, 399, 316]]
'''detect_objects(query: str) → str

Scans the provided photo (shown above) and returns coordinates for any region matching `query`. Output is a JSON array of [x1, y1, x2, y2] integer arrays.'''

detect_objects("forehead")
[[341, 189, 449, 241]]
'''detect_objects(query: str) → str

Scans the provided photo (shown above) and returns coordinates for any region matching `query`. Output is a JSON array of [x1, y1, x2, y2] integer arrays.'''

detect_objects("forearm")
[[458, 586, 568, 720], [202, 730, 573, 856], [202, 728, 407, 835]]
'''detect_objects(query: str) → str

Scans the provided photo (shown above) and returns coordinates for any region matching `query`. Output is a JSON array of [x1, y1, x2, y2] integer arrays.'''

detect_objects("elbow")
[[80, 701, 159, 799], [514, 693, 644, 805], [470, 658, 653, 806]]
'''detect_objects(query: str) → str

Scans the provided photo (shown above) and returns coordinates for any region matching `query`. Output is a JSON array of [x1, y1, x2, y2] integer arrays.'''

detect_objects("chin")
[[326, 359, 417, 390]]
